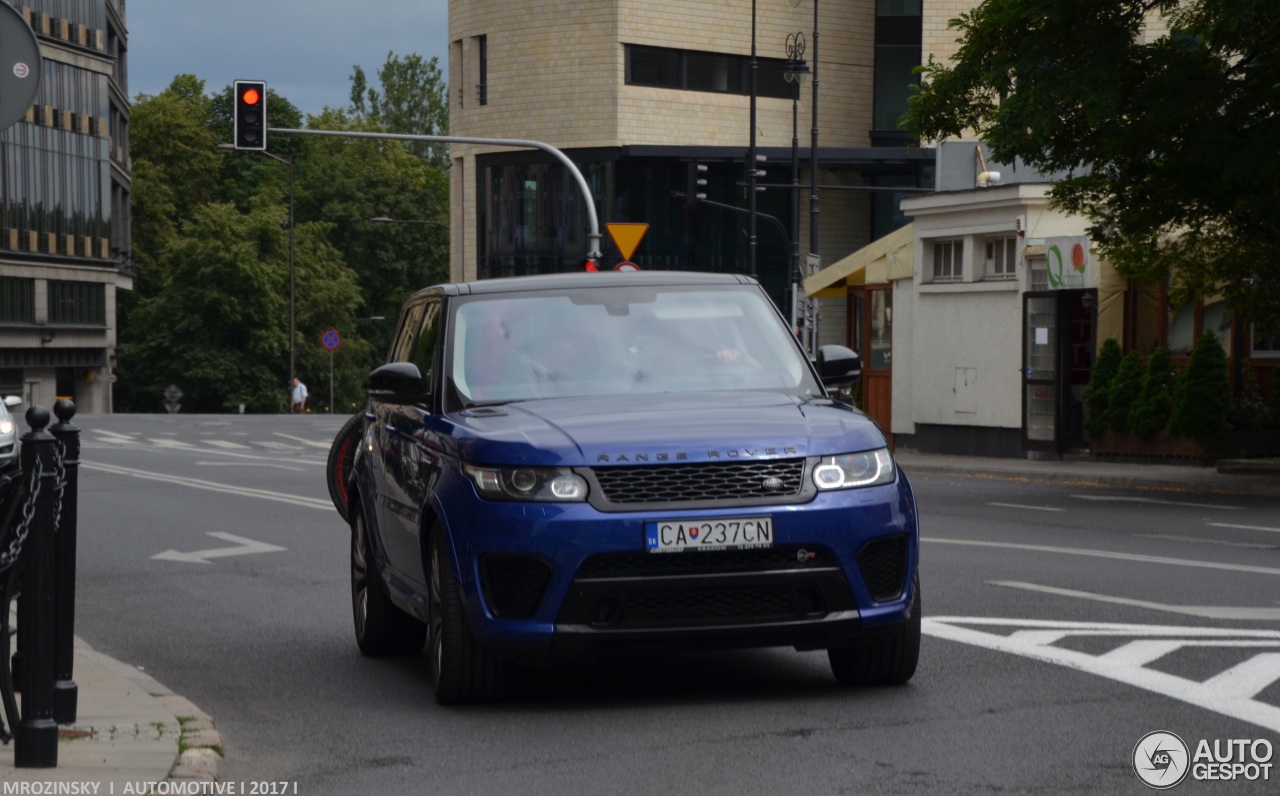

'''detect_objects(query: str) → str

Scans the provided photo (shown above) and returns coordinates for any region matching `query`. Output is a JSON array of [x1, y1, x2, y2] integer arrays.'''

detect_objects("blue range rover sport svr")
[[343, 271, 920, 703]]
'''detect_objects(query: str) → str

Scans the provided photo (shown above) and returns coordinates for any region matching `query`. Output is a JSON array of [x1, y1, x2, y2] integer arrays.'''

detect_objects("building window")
[[984, 236, 1017, 280], [931, 240, 963, 283], [0, 277, 35, 323], [48, 280, 105, 326], [477, 35, 488, 106], [1253, 327, 1280, 357], [625, 45, 792, 99]]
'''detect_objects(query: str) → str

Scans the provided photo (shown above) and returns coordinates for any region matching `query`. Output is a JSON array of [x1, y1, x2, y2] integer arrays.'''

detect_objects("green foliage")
[[1105, 351, 1145, 435], [1083, 338, 1122, 438], [121, 55, 450, 413], [350, 52, 449, 166], [1230, 360, 1273, 431], [904, 0, 1280, 332], [1129, 347, 1176, 439], [1169, 331, 1232, 440]]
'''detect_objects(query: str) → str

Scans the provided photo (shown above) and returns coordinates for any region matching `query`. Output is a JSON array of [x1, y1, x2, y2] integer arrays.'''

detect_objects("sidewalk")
[[893, 450, 1280, 498], [0, 635, 222, 789], [1, 451, 1275, 789]]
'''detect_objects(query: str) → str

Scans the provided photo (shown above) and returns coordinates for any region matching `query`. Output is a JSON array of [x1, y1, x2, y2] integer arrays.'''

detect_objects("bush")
[[1105, 351, 1145, 434], [1170, 330, 1232, 440], [1231, 360, 1273, 431], [1129, 347, 1176, 439], [1084, 338, 1122, 438]]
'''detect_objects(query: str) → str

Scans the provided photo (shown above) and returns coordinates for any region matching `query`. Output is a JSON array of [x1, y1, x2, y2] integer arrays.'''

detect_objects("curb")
[[896, 462, 1280, 499]]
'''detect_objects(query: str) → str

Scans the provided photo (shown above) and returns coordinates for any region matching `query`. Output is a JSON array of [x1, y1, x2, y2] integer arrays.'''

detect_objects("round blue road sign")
[[322, 329, 341, 350]]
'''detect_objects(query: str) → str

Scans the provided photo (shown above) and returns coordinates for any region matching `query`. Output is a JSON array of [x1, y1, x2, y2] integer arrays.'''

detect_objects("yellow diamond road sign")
[[607, 223, 649, 262]]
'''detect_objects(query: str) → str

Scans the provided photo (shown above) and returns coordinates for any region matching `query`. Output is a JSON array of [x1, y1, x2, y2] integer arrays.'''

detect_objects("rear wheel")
[[828, 575, 921, 686], [350, 508, 426, 656], [428, 530, 504, 704], [327, 413, 363, 522]]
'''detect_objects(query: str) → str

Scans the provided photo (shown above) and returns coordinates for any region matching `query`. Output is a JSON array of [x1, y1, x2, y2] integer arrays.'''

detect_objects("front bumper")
[[436, 468, 920, 657]]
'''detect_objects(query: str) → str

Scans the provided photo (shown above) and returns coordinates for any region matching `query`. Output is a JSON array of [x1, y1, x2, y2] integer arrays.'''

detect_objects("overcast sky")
[[126, 0, 450, 116]]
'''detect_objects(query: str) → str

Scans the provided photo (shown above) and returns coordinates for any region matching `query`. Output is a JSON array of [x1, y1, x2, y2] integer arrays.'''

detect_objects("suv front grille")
[[589, 458, 805, 505]]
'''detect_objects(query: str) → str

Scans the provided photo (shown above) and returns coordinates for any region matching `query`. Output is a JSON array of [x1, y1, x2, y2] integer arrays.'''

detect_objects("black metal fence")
[[0, 400, 81, 767]]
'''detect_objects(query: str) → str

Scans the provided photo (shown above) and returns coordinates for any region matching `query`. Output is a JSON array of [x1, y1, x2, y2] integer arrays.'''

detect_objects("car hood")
[[444, 392, 887, 466]]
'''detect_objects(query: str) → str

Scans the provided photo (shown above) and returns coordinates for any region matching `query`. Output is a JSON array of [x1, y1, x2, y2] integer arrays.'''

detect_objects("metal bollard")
[[50, 399, 79, 724], [14, 406, 58, 767]]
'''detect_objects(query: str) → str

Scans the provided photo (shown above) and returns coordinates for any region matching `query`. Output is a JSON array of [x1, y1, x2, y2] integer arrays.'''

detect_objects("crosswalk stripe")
[[1201, 653, 1280, 701], [203, 439, 251, 450]]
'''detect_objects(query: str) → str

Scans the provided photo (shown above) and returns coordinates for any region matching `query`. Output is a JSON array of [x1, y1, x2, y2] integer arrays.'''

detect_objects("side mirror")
[[816, 345, 861, 387], [3, 395, 21, 409], [365, 362, 425, 403]]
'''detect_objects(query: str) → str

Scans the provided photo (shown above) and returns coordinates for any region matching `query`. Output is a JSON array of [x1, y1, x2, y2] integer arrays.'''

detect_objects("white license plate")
[[645, 516, 774, 553]]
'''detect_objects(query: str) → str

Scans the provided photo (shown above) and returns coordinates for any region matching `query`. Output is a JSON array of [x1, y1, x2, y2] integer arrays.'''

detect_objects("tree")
[[1129, 346, 1176, 439], [1105, 351, 1146, 435], [1083, 338, 1122, 438], [1169, 331, 1232, 440], [905, 0, 1280, 331], [350, 52, 450, 166]]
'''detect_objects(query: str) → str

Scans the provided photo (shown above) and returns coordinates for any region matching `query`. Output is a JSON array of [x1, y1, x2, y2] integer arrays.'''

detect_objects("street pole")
[[808, 0, 821, 355], [287, 159, 295, 390], [747, 0, 758, 278], [328, 349, 334, 415], [784, 34, 808, 338]]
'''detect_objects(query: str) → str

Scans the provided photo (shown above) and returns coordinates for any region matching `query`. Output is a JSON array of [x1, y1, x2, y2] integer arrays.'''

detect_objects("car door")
[[379, 297, 446, 592]]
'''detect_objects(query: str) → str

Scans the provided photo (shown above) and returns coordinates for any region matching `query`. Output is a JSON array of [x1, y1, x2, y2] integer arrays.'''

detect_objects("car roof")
[[411, 270, 759, 300]]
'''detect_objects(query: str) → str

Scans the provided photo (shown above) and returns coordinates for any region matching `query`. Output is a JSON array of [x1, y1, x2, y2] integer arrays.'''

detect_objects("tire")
[[828, 574, 921, 686], [327, 413, 363, 522], [350, 507, 427, 656], [428, 530, 504, 704]]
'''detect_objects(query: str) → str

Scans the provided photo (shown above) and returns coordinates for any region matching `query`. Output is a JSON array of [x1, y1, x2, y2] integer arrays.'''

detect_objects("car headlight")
[[812, 448, 895, 490], [463, 463, 588, 502], [0, 418, 12, 436]]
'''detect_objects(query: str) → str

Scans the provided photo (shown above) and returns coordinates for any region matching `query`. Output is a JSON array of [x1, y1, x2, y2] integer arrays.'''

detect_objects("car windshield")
[[449, 285, 817, 406]]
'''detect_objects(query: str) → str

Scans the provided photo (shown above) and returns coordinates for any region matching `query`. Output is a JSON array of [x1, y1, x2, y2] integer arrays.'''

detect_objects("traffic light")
[[233, 80, 267, 150], [685, 161, 707, 209]]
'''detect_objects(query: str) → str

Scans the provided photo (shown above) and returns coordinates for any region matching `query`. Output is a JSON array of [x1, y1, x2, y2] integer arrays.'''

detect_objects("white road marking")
[[1071, 494, 1241, 510], [986, 502, 1066, 512], [83, 461, 332, 510], [195, 461, 306, 472], [91, 430, 137, 443], [923, 617, 1280, 734], [989, 580, 1280, 621], [1209, 522, 1280, 534], [149, 438, 196, 448], [152, 531, 286, 564], [1134, 533, 1277, 550], [272, 432, 333, 450], [202, 439, 251, 450], [924, 537, 1280, 577]]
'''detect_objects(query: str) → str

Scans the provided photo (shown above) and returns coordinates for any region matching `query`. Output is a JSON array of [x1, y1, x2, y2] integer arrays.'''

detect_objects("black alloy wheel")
[[350, 506, 426, 656], [828, 573, 921, 686], [428, 530, 503, 704]]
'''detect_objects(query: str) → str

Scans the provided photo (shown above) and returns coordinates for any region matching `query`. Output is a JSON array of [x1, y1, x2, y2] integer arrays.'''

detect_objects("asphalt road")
[[66, 413, 1280, 794]]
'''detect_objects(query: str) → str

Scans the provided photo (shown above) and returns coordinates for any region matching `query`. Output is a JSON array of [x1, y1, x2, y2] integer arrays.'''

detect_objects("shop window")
[[984, 236, 1016, 280], [930, 239, 962, 283], [1252, 327, 1280, 357]]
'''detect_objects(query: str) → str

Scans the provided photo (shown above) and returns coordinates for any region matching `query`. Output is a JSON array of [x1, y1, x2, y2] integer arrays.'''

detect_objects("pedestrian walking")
[[291, 377, 308, 413]]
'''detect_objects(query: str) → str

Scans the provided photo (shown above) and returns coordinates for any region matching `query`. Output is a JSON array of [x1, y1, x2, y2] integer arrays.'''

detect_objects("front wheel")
[[428, 530, 504, 704], [350, 508, 426, 656], [828, 575, 921, 686]]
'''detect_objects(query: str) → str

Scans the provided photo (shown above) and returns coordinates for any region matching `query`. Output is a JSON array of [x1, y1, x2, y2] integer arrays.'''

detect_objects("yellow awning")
[[804, 223, 915, 297]]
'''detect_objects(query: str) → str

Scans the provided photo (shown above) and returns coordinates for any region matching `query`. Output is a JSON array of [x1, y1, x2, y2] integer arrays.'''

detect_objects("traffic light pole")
[[266, 128, 604, 265]]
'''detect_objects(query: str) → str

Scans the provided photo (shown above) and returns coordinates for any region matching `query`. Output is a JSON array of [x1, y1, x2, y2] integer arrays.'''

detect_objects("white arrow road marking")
[[923, 618, 1280, 734], [195, 461, 306, 471], [152, 532, 286, 564], [83, 461, 332, 510], [1070, 494, 1241, 510], [989, 580, 1280, 620], [924, 537, 1280, 577], [272, 432, 334, 450]]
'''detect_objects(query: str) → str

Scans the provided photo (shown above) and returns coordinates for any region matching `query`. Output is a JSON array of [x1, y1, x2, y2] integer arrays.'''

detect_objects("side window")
[[411, 301, 444, 389], [390, 302, 427, 363]]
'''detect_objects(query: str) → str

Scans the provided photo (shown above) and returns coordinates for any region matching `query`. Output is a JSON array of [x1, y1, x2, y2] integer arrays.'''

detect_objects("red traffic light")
[[241, 88, 260, 105]]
